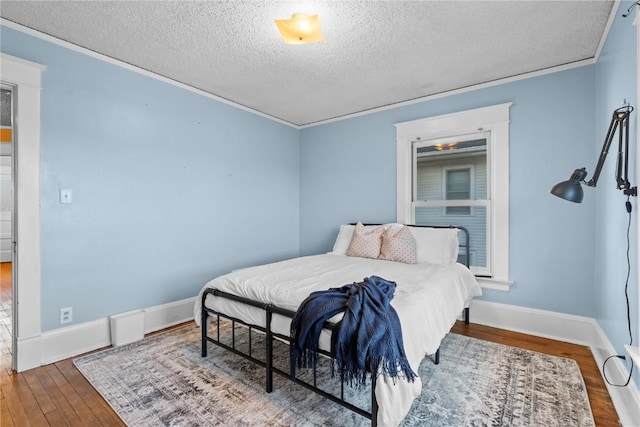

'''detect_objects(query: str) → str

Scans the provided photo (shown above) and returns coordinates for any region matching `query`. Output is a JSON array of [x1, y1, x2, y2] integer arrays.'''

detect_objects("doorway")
[[0, 84, 14, 371], [0, 54, 42, 373]]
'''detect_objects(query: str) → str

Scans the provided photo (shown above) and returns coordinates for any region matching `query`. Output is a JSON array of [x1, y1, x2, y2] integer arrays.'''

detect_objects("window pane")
[[415, 138, 487, 202], [445, 168, 471, 215], [414, 206, 487, 269], [446, 169, 470, 199], [446, 206, 471, 215]]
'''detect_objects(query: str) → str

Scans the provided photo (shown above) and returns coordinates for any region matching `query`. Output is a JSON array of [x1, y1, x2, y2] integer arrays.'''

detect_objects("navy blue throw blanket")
[[290, 276, 416, 385]]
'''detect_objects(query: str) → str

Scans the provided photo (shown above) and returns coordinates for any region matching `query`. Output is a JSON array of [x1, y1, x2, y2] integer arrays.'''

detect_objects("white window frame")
[[396, 103, 512, 290]]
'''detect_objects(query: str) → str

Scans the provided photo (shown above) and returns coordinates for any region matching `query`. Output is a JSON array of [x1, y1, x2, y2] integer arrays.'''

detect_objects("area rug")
[[74, 322, 595, 426]]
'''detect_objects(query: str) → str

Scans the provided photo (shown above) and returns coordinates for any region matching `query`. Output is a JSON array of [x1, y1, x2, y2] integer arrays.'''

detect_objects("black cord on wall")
[[602, 197, 635, 387]]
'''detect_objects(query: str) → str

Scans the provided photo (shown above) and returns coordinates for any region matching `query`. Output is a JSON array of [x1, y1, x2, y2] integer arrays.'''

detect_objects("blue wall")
[[1, 26, 300, 331], [300, 66, 598, 317], [594, 3, 638, 384]]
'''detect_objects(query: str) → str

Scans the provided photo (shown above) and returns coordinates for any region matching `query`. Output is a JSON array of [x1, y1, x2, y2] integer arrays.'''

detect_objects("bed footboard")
[[201, 288, 379, 425], [201, 288, 472, 424]]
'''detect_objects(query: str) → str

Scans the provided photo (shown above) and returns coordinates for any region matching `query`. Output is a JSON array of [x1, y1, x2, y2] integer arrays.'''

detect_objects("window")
[[395, 103, 512, 289], [413, 133, 488, 273]]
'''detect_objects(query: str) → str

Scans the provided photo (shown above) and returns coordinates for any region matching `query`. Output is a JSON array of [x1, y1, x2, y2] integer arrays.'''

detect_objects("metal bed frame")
[[200, 225, 471, 426]]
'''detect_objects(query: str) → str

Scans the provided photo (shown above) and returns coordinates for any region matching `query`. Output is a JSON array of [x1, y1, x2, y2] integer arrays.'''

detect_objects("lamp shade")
[[550, 168, 587, 203], [275, 13, 324, 45]]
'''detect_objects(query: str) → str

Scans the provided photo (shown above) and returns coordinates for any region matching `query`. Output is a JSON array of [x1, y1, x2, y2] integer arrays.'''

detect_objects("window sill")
[[476, 276, 512, 291]]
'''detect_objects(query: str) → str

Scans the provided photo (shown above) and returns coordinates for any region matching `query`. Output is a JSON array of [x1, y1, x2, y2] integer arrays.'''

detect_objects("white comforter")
[[194, 254, 481, 426]]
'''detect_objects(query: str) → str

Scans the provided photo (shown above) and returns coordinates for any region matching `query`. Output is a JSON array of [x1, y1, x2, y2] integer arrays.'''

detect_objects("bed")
[[194, 223, 482, 426]]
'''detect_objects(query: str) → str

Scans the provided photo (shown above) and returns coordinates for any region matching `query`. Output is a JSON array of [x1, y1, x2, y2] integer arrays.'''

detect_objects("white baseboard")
[[29, 297, 197, 371], [144, 297, 196, 334], [15, 334, 42, 372], [40, 318, 111, 365], [469, 300, 599, 346], [591, 322, 640, 427], [470, 299, 640, 427]]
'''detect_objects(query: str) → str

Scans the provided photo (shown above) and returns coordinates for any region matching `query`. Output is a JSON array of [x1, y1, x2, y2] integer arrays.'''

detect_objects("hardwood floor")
[[1, 321, 620, 426], [0, 262, 10, 293]]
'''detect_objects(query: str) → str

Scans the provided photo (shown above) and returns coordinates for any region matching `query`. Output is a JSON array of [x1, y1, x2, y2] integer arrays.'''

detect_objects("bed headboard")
[[352, 223, 471, 268]]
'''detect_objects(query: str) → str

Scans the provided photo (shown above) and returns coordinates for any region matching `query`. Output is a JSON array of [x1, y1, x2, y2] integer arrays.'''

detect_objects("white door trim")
[[1, 53, 45, 371]]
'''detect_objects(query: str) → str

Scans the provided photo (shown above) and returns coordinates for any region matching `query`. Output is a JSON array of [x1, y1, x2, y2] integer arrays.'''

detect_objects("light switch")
[[60, 188, 73, 204]]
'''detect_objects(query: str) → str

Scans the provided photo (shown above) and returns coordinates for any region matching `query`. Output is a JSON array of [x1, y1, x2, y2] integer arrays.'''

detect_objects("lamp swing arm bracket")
[[621, 106, 636, 196], [586, 106, 636, 196], [586, 109, 625, 187]]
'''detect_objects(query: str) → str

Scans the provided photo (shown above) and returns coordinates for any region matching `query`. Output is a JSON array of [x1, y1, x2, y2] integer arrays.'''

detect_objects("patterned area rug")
[[74, 322, 595, 426]]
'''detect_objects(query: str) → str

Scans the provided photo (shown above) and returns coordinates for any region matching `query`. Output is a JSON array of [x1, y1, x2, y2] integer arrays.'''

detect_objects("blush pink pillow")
[[378, 225, 417, 264], [347, 222, 384, 259]]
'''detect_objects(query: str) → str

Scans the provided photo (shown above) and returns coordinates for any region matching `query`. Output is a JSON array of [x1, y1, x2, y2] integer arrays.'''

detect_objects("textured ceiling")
[[1, 1, 615, 127]]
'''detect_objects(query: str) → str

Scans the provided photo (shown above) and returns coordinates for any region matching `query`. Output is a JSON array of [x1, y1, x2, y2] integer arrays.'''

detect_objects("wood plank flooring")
[[1, 321, 621, 426]]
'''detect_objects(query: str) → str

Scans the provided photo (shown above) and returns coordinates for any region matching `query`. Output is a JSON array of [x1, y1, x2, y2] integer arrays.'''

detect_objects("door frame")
[[1, 53, 44, 372]]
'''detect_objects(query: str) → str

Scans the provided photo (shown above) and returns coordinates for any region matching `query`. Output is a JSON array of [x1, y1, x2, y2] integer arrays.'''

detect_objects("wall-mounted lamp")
[[553, 103, 638, 389], [275, 13, 324, 45], [551, 105, 635, 203]]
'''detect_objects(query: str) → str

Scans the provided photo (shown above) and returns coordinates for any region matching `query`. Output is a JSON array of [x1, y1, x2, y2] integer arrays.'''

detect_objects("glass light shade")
[[275, 13, 324, 45], [550, 168, 588, 203]]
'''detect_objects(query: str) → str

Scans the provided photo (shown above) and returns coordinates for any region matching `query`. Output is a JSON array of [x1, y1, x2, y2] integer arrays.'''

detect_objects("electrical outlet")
[[60, 307, 72, 324]]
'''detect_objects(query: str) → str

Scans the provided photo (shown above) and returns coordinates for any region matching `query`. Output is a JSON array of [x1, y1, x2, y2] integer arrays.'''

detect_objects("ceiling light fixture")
[[275, 13, 324, 45]]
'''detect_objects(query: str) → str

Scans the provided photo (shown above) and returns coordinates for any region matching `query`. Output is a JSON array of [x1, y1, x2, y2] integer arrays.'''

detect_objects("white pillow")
[[409, 226, 459, 265], [383, 222, 404, 234], [332, 224, 356, 255]]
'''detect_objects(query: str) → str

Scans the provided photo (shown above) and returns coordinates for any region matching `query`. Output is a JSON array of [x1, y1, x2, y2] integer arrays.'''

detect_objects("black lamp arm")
[[586, 108, 624, 187], [621, 107, 634, 194], [585, 106, 634, 196]]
